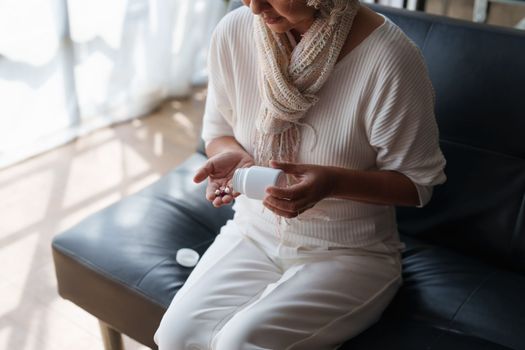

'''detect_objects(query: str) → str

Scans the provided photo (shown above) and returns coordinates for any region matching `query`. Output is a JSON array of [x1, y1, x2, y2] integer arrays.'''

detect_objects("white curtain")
[[0, 0, 227, 169]]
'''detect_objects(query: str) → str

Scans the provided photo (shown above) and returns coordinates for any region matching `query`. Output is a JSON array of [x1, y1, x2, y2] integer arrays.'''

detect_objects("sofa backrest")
[[370, 6, 525, 273], [225, 1, 525, 273]]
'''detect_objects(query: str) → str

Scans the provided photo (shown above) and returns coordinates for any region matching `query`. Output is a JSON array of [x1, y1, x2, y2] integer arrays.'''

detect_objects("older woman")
[[154, 0, 446, 349]]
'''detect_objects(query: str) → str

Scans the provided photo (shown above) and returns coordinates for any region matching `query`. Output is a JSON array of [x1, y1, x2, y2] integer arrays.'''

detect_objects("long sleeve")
[[196, 8, 447, 247], [201, 23, 235, 146], [366, 42, 446, 207]]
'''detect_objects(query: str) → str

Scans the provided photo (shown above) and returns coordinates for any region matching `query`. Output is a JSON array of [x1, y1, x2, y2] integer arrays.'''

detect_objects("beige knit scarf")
[[253, 0, 361, 166]]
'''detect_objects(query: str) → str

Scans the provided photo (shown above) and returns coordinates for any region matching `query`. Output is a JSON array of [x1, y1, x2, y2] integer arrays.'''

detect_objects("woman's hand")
[[263, 160, 335, 218], [193, 151, 255, 207]]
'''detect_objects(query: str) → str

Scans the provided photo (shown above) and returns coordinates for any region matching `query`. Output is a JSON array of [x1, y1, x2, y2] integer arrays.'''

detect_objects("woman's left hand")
[[263, 160, 335, 218]]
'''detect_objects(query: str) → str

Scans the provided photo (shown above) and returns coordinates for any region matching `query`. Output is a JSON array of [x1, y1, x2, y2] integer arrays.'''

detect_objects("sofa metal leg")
[[99, 320, 124, 350]]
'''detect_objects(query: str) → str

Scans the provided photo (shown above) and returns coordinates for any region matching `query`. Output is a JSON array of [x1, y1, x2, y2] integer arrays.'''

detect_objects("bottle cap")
[[176, 248, 200, 267]]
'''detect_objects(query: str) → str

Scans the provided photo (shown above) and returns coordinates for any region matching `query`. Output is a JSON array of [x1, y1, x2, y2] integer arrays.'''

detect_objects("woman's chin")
[[263, 16, 289, 33], [266, 23, 289, 33]]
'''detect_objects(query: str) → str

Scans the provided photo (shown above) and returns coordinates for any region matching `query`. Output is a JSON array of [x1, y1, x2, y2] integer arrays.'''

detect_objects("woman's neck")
[[289, 17, 315, 43], [290, 29, 303, 43]]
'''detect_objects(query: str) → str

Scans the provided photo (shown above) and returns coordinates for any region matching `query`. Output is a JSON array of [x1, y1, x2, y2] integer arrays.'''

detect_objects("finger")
[[264, 195, 311, 215], [212, 196, 223, 207], [221, 194, 234, 204], [263, 201, 298, 218], [193, 162, 214, 183], [269, 160, 305, 175], [266, 182, 307, 200], [206, 183, 220, 201]]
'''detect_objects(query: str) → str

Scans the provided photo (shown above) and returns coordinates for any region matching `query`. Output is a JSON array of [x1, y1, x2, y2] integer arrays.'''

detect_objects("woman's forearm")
[[205, 139, 420, 207], [205, 136, 249, 158], [328, 167, 420, 207]]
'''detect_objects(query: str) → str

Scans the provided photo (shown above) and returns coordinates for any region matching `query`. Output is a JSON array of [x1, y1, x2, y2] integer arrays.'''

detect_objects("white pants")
[[154, 219, 403, 350]]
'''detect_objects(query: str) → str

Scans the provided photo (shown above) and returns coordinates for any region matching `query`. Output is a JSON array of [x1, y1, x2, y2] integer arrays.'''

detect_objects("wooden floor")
[[0, 89, 206, 350], [0, 2, 522, 350]]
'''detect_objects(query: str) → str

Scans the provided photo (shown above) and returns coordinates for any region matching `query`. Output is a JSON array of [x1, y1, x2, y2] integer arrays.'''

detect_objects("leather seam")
[[440, 138, 525, 162], [447, 271, 495, 328], [135, 256, 173, 289], [426, 271, 495, 348], [510, 193, 525, 265], [421, 22, 434, 53], [135, 237, 215, 288]]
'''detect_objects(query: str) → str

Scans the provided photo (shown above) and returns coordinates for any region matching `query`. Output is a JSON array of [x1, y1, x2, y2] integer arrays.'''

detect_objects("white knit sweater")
[[201, 7, 446, 248]]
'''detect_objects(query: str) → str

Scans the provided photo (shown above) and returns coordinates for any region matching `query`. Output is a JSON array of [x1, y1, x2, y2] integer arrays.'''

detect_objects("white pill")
[[176, 248, 200, 267]]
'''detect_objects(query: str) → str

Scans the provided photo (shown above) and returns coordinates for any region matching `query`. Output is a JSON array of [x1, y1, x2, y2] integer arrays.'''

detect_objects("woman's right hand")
[[193, 151, 255, 207]]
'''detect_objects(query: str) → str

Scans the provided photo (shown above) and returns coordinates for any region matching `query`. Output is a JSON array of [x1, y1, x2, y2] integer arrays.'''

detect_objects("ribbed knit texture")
[[202, 7, 446, 248], [253, 0, 360, 167]]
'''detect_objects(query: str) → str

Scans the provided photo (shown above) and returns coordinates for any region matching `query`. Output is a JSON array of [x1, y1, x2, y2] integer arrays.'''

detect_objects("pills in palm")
[[215, 185, 232, 197]]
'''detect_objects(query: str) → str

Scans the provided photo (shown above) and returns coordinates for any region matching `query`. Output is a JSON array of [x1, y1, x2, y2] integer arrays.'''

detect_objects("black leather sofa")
[[52, 3, 525, 350]]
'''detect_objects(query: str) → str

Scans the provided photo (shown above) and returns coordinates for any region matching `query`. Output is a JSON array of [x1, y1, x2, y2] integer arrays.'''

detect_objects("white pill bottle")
[[232, 166, 287, 200]]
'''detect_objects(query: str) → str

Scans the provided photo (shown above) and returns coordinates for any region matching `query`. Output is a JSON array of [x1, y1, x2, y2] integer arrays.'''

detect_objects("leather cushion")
[[345, 236, 525, 349], [52, 154, 231, 347], [371, 5, 525, 158], [345, 319, 513, 350], [397, 140, 525, 273], [53, 153, 231, 307], [53, 154, 525, 349], [368, 5, 525, 272]]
